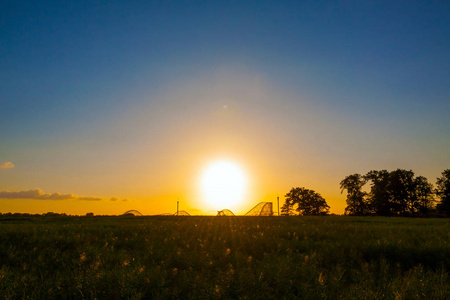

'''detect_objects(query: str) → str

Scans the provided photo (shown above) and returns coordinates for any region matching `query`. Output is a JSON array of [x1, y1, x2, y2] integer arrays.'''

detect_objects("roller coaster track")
[[122, 210, 143, 216]]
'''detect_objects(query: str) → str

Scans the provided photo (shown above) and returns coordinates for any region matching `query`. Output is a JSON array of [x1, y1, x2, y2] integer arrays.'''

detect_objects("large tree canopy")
[[340, 173, 369, 216], [282, 187, 329, 216], [436, 169, 450, 216], [342, 169, 435, 216]]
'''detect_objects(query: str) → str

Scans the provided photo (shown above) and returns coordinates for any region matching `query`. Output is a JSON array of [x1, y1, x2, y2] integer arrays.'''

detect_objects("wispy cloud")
[[0, 188, 101, 201], [0, 162, 14, 168], [78, 196, 102, 201], [110, 197, 128, 202]]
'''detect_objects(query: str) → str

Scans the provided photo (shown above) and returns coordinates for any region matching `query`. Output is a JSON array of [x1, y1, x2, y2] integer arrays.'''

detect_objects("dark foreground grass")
[[0, 216, 449, 299]]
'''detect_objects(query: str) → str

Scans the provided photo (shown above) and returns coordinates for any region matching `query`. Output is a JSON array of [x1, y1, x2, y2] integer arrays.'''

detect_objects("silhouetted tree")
[[340, 173, 369, 215], [284, 187, 329, 216], [436, 169, 450, 216], [385, 169, 435, 216], [414, 176, 434, 215], [280, 201, 295, 216], [345, 169, 436, 216], [364, 170, 391, 215], [387, 169, 417, 215]]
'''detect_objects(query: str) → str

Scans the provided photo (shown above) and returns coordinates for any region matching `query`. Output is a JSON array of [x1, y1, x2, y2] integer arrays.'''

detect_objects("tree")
[[386, 169, 436, 216], [340, 173, 369, 215], [436, 169, 450, 216], [284, 187, 329, 216], [346, 169, 436, 217], [414, 176, 434, 215], [280, 201, 295, 216], [387, 169, 416, 216], [364, 170, 391, 215]]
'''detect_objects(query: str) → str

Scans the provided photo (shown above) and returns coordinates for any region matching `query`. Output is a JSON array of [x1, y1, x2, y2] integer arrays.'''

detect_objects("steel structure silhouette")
[[217, 209, 235, 216], [121, 210, 143, 216], [244, 202, 273, 216]]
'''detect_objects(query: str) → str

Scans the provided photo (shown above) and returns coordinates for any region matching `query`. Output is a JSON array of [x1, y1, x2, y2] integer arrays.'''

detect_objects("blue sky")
[[1, 0, 449, 214]]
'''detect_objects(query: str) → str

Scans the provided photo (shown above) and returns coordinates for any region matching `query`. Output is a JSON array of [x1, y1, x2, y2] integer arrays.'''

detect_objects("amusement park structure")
[[123, 201, 276, 217], [244, 202, 274, 216], [121, 210, 143, 216], [217, 202, 274, 216], [216, 209, 235, 216]]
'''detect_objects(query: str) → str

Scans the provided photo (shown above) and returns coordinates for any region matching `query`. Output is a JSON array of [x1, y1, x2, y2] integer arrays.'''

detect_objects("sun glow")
[[200, 160, 247, 210]]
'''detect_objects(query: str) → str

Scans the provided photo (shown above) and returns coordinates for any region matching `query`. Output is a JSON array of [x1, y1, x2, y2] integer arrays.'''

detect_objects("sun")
[[200, 160, 247, 210]]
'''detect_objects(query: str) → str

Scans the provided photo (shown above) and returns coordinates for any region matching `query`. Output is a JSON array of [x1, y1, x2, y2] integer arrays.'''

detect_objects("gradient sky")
[[1, 0, 449, 215]]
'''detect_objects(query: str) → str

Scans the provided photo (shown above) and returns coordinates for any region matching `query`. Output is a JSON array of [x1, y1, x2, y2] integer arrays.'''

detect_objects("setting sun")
[[200, 160, 247, 210]]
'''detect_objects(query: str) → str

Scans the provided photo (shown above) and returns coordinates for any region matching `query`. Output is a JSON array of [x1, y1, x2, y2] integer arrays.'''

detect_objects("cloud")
[[110, 197, 128, 202], [78, 196, 102, 201], [0, 188, 101, 201], [0, 162, 14, 168], [42, 192, 77, 200]]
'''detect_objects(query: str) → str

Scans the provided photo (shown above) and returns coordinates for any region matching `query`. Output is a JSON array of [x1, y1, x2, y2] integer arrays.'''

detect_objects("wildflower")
[[393, 291, 402, 300], [318, 273, 324, 285]]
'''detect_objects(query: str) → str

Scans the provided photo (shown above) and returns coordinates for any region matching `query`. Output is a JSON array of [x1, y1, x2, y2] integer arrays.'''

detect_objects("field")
[[0, 216, 449, 299]]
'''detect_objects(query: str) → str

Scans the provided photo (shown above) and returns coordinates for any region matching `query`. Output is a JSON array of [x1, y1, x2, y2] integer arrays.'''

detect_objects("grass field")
[[0, 216, 449, 299]]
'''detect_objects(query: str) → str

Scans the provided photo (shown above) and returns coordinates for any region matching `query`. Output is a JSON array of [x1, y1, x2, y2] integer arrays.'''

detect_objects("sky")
[[1, 0, 449, 215]]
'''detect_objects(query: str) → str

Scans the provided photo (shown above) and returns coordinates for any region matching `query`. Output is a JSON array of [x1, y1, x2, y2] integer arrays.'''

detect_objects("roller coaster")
[[174, 210, 190, 216], [217, 202, 274, 216], [244, 202, 274, 216], [121, 210, 143, 216], [217, 209, 235, 216], [122, 202, 274, 217]]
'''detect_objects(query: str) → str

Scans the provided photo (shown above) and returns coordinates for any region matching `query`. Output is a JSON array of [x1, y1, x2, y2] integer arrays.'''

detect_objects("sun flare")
[[200, 160, 247, 210]]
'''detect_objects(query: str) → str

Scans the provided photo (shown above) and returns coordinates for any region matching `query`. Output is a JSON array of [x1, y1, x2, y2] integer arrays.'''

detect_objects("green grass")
[[0, 216, 449, 299]]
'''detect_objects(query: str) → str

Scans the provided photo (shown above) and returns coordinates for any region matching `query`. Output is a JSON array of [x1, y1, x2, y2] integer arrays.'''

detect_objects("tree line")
[[341, 169, 450, 217], [281, 169, 450, 217]]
